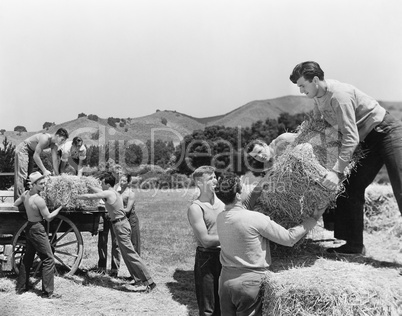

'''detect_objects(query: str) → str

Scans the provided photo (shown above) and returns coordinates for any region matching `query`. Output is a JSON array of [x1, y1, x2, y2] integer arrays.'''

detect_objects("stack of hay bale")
[[263, 258, 402, 316], [41, 174, 102, 210]]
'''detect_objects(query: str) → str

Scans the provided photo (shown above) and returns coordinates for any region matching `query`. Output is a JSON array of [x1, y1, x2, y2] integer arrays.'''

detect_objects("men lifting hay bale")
[[245, 118, 359, 232]]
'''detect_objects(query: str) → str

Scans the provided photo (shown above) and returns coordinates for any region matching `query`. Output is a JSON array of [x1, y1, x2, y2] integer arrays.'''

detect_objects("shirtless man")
[[14, 171, 63, 298], [14, 128, 69, 200], [77, 172, 156, 293]]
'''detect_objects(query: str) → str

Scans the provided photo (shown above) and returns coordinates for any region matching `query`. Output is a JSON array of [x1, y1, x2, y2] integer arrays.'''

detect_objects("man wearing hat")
[[14, 171, 63, 298]]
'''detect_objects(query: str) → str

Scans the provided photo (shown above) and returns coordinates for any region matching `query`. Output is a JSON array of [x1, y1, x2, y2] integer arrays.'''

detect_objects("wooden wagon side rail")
[[0, 204, 106, 237]]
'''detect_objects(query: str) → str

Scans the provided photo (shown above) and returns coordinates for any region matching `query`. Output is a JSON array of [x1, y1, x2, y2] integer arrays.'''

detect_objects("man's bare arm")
[[36, 197, 62, 221], [33, 134, 51, 176], [187, 204, 220, 248]]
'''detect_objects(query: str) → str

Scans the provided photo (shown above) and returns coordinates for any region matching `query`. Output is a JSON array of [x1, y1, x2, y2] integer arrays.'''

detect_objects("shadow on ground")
[[166, 269, 198, 316]]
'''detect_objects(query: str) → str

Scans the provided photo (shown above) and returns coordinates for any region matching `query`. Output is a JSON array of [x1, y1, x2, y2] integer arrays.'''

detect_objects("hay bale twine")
[[263, 258, 402, 316], [41, 174, 102, 209]]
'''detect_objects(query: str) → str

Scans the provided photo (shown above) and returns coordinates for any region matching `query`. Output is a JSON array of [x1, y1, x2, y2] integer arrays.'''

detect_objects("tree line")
[[0, 112, 306, 189]]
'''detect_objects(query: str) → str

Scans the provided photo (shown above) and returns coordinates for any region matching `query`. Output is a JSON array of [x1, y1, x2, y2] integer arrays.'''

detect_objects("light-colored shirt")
[[59, 140, 86, 162], [217, 206, 316, 273], [191, 199, 225, 249], [313, 79, 386, 173]]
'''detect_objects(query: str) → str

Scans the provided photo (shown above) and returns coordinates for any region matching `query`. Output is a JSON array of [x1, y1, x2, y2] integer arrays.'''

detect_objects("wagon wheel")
[[12, 214, 84, 277]]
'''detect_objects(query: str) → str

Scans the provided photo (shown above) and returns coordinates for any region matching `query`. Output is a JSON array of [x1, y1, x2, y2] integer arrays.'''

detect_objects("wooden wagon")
[[0, 197, 105, 277]]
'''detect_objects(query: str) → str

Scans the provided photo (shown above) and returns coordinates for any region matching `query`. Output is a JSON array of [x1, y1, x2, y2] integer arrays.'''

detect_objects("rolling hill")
[[1, 96, 401, 148]]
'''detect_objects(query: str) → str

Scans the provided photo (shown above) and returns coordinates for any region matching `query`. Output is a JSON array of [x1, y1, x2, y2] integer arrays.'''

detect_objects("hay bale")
[[364, 183, 402, 234], [41, 174, 101, 210], [263, 258, 402, 316], [255, 118, 362, 228]]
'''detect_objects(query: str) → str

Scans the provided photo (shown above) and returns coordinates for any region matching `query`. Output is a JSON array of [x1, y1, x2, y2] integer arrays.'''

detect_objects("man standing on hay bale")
[[58, 136, 86, 176], [77, 172, 156, 293], [215, 173, 326, 316], [290, 61, 402, 255], [188, 166, 225, 316], [14, 171, 63, 299], [14, 128, 69, 200]]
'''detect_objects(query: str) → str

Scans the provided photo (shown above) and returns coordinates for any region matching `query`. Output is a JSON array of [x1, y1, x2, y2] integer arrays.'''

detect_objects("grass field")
[[1, 187, 401, 316]]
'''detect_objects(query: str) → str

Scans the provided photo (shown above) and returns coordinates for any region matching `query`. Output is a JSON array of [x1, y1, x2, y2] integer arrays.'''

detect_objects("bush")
[[133, 164, 165, 176], [107, 117, 117, 127], [88, 114, 98, 121], [14, 125, 27, 133], [91, 130, 99, 140]]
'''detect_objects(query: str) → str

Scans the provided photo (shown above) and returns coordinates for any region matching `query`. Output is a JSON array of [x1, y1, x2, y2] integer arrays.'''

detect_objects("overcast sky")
[[1, 0, 401, 132]]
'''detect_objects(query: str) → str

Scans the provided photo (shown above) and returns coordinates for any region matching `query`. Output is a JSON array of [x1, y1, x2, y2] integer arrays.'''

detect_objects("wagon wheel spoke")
[[54, 254, 73, 270], [55, 250, 79, 258], [52, 228, 74, 245], [55, 240, 79, 248], [50, 219, 64, 244]]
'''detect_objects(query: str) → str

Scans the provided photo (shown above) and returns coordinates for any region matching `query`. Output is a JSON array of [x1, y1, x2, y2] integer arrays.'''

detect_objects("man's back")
[[217, 206, 271, 271]]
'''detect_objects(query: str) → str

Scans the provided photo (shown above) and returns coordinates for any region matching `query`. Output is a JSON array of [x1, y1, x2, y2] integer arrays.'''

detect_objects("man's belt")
[[111, 217, 127, 225]]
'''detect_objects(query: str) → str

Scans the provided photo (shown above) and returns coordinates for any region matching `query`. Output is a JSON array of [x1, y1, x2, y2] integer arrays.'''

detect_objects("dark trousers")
[[16, 222, 55, 294], [194, 247, 222, 316], [335, 112, 402, 247], [97, 215, 121, 272], [127, 211, 141, 256]]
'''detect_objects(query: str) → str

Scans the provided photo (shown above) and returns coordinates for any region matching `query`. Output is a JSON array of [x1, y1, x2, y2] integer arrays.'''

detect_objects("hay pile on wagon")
[[41, 174, 102, 210], [253, 118, 363, 228], [263, 258, 402, 316]]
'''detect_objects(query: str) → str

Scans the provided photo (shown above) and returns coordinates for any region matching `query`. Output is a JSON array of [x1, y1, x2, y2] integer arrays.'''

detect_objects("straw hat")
[[29, 171, 45, 184]]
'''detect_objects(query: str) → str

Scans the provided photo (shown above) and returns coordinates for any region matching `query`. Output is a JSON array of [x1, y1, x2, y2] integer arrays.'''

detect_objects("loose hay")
[[263, 258, 402, 316], [41, 174, 101, 209]]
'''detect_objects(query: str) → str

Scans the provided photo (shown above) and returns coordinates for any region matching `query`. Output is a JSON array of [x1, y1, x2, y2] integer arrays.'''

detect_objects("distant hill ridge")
[[1, 95, 401, 147]]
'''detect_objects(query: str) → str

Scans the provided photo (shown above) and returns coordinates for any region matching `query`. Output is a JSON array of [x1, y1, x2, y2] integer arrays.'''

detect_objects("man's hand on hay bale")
[[312, 201, 328, 221], [321, 170, 340, 191]]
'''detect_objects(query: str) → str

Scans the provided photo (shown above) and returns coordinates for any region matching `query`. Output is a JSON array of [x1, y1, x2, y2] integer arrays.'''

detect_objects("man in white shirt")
[[58, 136, 86, 176]]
